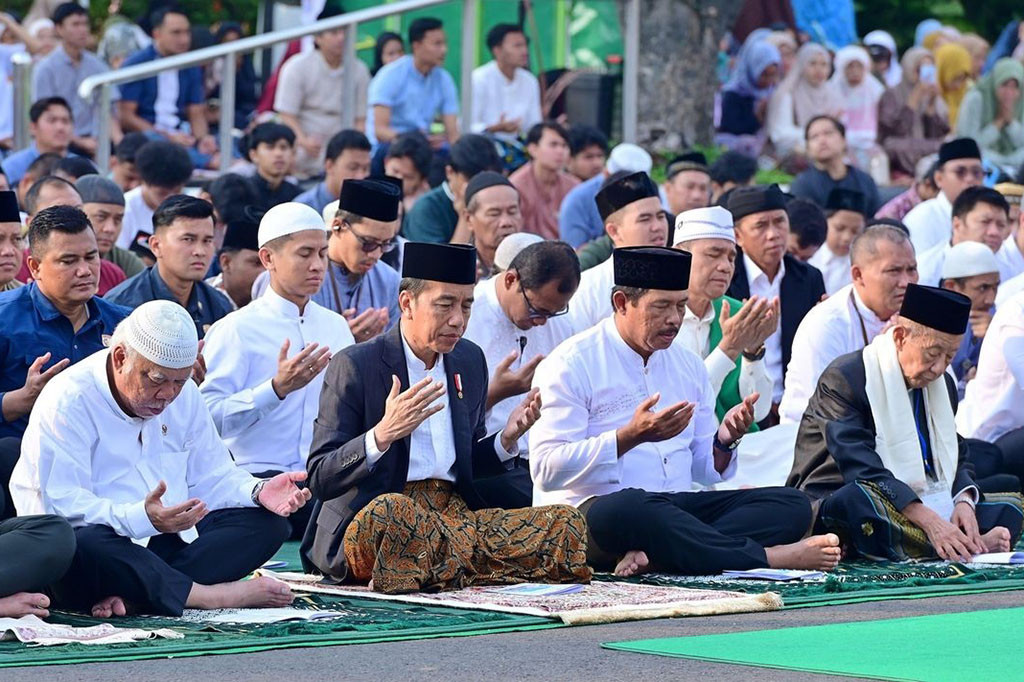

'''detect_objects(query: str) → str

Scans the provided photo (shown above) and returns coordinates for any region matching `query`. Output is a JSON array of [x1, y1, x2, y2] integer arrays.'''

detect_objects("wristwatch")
[[714, 434, 741, 452], [251, 479, 268, 505], [742, 346, 766, 362]]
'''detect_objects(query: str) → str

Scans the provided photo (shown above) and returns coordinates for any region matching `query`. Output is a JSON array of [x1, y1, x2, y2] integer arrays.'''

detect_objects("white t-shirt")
[[469, 61, 542, 138], [153, 69, 180, 132], [117, 186, 156, 250]]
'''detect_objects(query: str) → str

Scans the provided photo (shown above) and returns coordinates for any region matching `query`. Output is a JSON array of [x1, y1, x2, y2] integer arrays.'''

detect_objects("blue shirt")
[[0, 284, 129, 438], [294, 181, 335, 214], [312, 260, 400, 330], [558, 173, 606, 249], [104, 266, 233, 339], [119, 45, 204, 127], [1, 143, 78, 186], [366, 55, 458, 145]]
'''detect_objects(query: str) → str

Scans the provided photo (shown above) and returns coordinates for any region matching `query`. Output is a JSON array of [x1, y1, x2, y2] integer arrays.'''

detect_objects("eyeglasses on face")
[[341, 221, 397, 253], [520, 285, 569, 320]]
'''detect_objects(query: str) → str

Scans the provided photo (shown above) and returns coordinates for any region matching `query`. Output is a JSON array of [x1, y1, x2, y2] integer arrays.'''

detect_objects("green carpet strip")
[[603, 606, 1024, 681]]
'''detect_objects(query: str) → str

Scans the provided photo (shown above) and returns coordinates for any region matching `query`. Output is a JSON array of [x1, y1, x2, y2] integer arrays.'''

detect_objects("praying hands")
[[257, 471, 313, 516], [500, 387, 542, 451]]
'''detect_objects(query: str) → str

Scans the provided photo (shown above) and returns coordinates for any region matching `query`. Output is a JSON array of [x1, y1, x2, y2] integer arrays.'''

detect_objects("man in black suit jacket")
[[302, 242, 591, 593], [788, 284, 1023, 562], [726, 185, 826, 418]]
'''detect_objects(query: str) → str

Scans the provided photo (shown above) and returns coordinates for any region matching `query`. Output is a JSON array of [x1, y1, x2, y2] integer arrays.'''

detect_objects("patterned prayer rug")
[[262, 571, 783, 625]]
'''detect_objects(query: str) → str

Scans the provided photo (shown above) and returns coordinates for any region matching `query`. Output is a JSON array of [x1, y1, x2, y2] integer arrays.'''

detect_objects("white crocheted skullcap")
[[607, 143, 653, 174], [258, 202, 327, 248], [494, 232, 544, 271], [674, 206, 735, 246], [123, 300, 198, 369]]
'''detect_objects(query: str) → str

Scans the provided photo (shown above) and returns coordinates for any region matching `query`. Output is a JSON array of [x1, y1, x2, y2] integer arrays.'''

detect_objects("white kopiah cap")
[[673, 206, 736, 245], [941, 241, 1000, 280], [258, 202, 328, 248], [607, 143, 653, 174], [322, 200, 340, 226], [123, 300, 198, 369], [494, 232, 544, 271]]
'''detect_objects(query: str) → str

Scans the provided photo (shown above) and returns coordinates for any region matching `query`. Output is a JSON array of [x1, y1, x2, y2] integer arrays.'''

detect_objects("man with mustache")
[[531, 247, 841, 577], [0, 204, 129, 519], [788, 284, 1023, 562], [200, 203, 354, 538], [726, 185, 827, 421], [105, 195, 233, 339], [780, 225, 919, 424]]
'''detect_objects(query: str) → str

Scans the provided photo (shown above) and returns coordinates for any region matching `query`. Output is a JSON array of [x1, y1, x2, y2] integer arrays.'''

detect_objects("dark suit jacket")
[[787, 349, 975, 509], [301, 325, 506, 578], [727, 251, 826, 384]]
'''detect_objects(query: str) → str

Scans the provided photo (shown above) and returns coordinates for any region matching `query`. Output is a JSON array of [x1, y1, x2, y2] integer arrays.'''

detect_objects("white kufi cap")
[[673, 206, 736, 245], [494, 232, 544, 271], [607, 143, 653, 174], [941, 241, 1000, 280], [258, 202, 328, 248], [322, 200, 340, 226], [123, 300, 198, 369]]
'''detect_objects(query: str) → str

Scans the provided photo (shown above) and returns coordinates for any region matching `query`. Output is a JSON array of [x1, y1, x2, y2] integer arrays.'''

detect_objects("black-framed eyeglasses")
[[341, 221, 397, 254], [520, 285, 569, 320]]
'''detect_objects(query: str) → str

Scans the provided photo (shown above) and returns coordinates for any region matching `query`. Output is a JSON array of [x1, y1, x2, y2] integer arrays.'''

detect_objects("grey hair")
[[850, 225, 912, 267], [108, 319, 143, 369]]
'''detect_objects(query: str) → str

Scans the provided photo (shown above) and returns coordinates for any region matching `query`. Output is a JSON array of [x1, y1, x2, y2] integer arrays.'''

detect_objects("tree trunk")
[[633, 0, 744, 152]]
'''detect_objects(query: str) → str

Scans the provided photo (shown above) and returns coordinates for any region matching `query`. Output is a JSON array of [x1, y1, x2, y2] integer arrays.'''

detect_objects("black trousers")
[[56, 507, 290, 616], [251, 469, 313, 540], [582, 486, 812, 574], [818, 481, 1024, 561], [966, 437, 1023, 493], [473, 460, 533, 510], [0, 437, 22, 520], [0, 514, 76, 596]]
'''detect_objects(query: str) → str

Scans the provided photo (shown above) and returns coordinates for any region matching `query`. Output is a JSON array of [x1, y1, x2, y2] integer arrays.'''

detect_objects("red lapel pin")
[[454, 373, 463, 400]]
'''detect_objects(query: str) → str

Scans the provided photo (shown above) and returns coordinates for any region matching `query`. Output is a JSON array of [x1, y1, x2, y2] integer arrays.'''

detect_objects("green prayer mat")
[[0, 542, 558, 669], [603, 606, 1024, 681], [609, 557, 1024, 608]]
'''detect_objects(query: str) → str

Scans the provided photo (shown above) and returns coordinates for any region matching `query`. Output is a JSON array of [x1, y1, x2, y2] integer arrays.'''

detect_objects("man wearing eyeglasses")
[[311, 180, 402, 343], [903, 138, 985, 255], [464, 241, 580, 508]]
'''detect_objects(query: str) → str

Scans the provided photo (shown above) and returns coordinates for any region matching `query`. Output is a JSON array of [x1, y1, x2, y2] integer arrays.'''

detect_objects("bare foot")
[[764, 533, 842, 571], [613, 550, 650, 577], [981, 527, 1012, 553], [91, 596, 128, 618], [0, 592, 51, 618], [187, 576, 295, 610]]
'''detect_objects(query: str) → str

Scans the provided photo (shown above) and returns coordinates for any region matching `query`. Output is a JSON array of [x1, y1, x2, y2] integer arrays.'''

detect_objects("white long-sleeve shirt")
[[463, 277, 576, 456], [12, 351, 259, 546], [469, 61, 542, 138], [996, 235, 1024, 283], [915, 241, 950, 287], [903, 191, 953, 256], [677, 302, 773, 422], [743, 254, 786, 401], [529, 317, 735, 507], [199, 287, 354, 473], [956, 290, 1024, 442], [564, 257, 614, 335], [779, 283, 887, 423], [807, 243, 852, 295]]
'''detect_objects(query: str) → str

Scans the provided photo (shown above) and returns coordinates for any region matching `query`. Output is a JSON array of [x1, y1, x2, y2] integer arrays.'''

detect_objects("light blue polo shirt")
[[366, 55, 458, 145]]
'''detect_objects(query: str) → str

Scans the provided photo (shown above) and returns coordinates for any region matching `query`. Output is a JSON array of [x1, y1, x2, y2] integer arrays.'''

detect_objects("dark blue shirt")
[[119, 45, 204, 127], [0, 284, 129, 438], [104, 266, 233, 339]]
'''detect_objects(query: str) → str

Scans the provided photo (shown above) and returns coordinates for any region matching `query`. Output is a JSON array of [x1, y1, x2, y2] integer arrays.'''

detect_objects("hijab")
[[974, 57, 1024, 126], [724, 38, 782, 99], [776, 43, 843, 127], [915, 19, 943, 47], [935, 42, 973, 127], [864, 30, 902, 88], [890, 47, 948, 137], [831, 46, 885, 145]]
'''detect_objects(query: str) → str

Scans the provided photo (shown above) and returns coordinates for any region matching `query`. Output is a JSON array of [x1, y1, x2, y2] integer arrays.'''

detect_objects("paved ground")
[[14, 590, 1024, 681]]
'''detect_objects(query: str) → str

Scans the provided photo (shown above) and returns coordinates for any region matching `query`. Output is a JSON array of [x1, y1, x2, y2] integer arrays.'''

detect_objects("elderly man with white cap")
[[558, 143, 653, 250], [673, 206, 775, 428], [938, 241, 1001, 399], [200, 202, 354, 538], [10, 300, 311, 617]]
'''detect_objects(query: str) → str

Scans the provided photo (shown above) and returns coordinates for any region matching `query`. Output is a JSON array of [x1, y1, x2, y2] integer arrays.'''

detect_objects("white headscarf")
[[864, 30, 902, 88]]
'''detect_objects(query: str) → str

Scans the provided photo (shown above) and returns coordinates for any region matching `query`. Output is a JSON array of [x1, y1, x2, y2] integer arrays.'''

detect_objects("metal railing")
[[13, 0, 639, 173]]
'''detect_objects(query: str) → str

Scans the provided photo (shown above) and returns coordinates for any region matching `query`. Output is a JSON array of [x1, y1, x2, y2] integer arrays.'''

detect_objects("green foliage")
[[852, 0, 1013, 51]]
